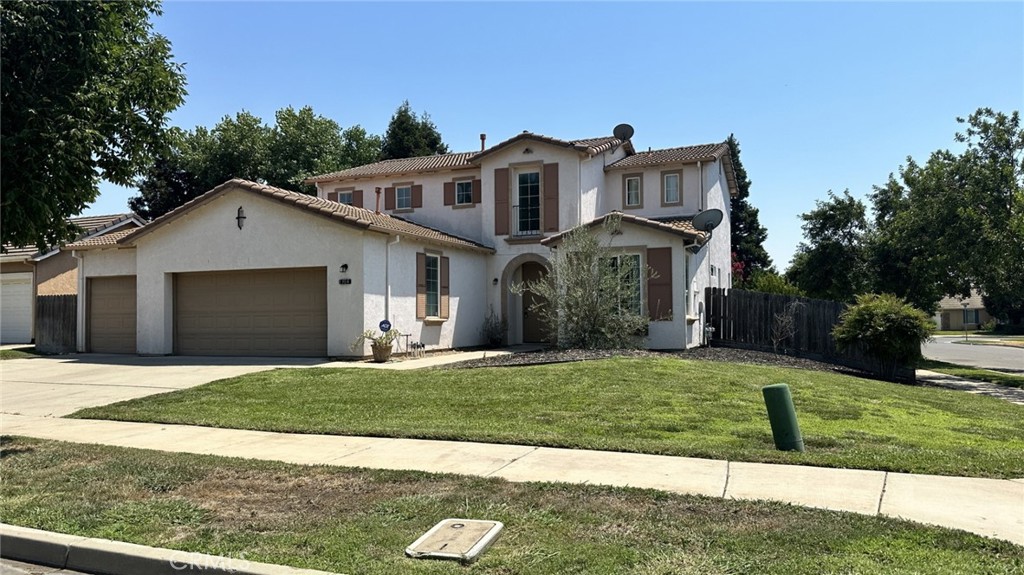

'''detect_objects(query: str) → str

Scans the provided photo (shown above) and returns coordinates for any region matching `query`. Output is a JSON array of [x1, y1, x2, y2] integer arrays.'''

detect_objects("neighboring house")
[[0, 214, 145, 343], [68, 129, 737, 357], [934, 290, 993, 331]]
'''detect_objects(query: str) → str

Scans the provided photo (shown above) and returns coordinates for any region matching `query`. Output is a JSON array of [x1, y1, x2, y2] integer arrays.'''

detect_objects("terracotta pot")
[[371, 342, 393, 363]]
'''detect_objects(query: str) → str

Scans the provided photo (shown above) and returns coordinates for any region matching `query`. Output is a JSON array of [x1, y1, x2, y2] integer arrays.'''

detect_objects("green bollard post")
[[762, 383, 804, 452]]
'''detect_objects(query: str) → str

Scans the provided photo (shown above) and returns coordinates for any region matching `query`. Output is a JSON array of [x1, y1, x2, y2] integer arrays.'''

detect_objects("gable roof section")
[[468, 133, 633, 163], [65, 228, 139, 250], [606, 141, 739, 198], [305, 151, 478, 183], [540, 211, 708, 247], [111, 179, 494, 253], [3, 213, 145, 262]]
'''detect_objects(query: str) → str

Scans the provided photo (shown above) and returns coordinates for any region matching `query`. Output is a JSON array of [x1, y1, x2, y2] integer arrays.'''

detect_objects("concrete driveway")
[[922, 336, 1024, 373], [0, 354, 327, 418]]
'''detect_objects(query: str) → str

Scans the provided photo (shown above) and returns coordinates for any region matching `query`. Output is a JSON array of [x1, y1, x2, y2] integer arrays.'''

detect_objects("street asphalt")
[[922, 335, 1024, 372]]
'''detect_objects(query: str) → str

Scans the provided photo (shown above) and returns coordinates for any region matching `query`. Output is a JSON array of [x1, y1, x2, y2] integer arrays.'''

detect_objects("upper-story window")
[[456, 181, 473, 205], [396, 185, 412, 210], [516, 171, 541, 235], [662, 172, 681, 205], [338, 191, 353, 205], [623, 173, 643, 209]]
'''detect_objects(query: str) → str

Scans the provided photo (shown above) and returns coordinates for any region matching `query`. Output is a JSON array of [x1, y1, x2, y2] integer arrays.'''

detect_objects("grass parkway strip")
[[2, 437, 1021, 575], [72, 357, 1024, 479]]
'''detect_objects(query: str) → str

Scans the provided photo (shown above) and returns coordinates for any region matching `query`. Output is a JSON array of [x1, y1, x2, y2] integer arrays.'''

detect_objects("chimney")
[[375, 187, 382, 214], [480, 133, 486, 152]]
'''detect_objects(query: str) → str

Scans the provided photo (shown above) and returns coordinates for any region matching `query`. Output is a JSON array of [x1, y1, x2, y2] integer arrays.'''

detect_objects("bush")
[[480, 307, 507, 347], [832, 293, 935, 381], [744, 269, 805, 297]]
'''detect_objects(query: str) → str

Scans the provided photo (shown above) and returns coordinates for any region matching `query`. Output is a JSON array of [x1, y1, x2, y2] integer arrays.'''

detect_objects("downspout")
[[578, 155, 584, 226], [683, 246, 689, 349], [72, 250, 85, 352], [698, 161, 704, 212], [384, 235, 400, 321]]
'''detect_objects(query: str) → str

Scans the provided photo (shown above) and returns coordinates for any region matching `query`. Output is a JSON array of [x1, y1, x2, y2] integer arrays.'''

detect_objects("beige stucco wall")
[[35, 252, 78, 295]]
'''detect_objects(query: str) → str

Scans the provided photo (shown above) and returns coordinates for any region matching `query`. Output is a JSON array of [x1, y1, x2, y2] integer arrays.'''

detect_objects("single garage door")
[[1, 272, 33, 343], [175, 267, 327, 357], [88, 276, 137, 353]]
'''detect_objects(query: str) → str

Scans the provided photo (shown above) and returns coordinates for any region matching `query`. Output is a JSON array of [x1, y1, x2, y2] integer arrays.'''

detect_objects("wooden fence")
[[704, 288, 915, 383], [35, 295, 76, 354]]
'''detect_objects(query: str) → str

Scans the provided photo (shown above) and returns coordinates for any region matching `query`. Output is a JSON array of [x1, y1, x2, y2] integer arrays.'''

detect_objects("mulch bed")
[[444, 345, 873, 377]]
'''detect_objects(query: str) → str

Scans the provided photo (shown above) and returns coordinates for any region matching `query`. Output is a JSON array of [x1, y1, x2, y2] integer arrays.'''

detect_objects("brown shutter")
[[494, 168, 509, 235], [543, 163, 559, 232], [352, 190, 363, 208], [412, 184, 423, 208], [472, 179, 482, 204], [443, 182, 455, 206], [440, 256, 450, 319], [327, 191, 339, 202], [647, 247, 673, 321], [416, 252, 426, 319], [385, 187, 396, 210]]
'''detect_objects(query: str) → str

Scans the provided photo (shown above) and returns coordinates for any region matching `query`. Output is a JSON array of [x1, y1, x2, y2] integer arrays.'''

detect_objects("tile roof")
[[467, 133, 632, 162], [69, 213, 139, 233], [121, 179, 494, 253], [605, 142, 730, 170], [64, 229, 139, 250], [305, 152, 478, 183], [3, 213, 143, 261], [540, 211, 709, 246]]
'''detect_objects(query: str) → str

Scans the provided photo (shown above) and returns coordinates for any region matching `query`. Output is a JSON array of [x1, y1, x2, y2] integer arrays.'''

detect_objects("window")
[[338, 191, 353, 205], [963, 308, 979, 325], [663, 173, 680, 204], [622, 173, 643, 209], [456, 181, 473, 205], [604, 253, 643, 315], [396, 186, 412, 210], [516, 171, 541, 235], [425, 254, 440, 317]]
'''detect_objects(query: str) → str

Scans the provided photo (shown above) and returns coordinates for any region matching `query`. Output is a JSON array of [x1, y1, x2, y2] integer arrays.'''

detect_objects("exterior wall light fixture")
[[236, 206, 246, 229], [493, 278, 499, 286]]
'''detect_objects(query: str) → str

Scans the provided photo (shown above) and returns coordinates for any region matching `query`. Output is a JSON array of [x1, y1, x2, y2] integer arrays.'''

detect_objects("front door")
[[521, 262, 548, 343]]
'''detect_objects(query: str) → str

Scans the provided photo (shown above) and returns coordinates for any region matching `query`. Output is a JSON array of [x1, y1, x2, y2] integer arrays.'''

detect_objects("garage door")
[[175, 267, 327, 357], [1, 272, 33, 343], [88, 276, 137, 353]]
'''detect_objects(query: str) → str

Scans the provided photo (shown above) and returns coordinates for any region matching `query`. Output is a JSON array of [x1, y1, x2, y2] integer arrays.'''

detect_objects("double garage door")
[[87, 268, 327, 356], [174, 267, 327, 357]]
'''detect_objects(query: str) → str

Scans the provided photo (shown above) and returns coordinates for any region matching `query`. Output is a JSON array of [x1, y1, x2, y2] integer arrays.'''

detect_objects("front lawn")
[[919, 359, 1024, 389], [0, 346, 41, 360], [2, 437, 1019, 574], [72, 358, 1024, 478]]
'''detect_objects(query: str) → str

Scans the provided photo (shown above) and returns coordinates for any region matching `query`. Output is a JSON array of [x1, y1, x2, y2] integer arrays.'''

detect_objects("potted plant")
[[351, 328, 402, 363]]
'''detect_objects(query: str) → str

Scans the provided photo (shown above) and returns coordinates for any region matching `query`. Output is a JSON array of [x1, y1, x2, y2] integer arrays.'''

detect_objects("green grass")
[[2, 437, 1019, 574], [919, 359, 1024, 389], [72, 358, 1024, 478], [0, 347, 41, 360]]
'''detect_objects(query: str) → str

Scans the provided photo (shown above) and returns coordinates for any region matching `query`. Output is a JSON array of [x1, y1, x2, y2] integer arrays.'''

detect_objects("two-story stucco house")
[[67, 129, 736, 357]]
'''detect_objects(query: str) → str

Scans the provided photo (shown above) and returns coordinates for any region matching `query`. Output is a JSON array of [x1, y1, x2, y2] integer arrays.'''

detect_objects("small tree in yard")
[[832, 294, 935, 381], [514, 216, 652, 349], [771, 300, 805, 354]]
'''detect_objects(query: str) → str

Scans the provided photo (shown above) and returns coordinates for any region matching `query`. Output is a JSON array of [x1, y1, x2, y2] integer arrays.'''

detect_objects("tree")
[[340, 125, 383, 169], [786, 190, 869, 302], [727, 135, 772, 283], [514, 215, 652, 349], [267, 106, 346, 194], [1, 0, 186, 249], [380, 101, 449, 160], [746, 268, 804, 297]]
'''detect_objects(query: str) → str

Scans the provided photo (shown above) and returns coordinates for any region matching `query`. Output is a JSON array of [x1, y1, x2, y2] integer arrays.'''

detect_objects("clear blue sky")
[[86, 1, 1024, 270]]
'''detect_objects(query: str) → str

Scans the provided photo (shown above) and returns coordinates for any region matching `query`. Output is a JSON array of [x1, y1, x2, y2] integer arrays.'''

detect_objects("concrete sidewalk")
[[2, 414, 1021, 546], [917, 369, 1024, 405]]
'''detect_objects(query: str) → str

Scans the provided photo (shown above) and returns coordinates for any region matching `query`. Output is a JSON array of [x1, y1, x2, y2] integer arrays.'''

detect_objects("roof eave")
[[305, 163, 478, 185]]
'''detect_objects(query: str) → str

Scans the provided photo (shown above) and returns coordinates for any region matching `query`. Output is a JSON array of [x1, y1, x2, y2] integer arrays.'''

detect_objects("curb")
[[0, 524, 343, 575]]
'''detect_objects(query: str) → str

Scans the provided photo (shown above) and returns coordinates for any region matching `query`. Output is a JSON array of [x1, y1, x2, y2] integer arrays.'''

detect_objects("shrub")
[[833, 294, 935, 381], [480, 307, 507, 347], [745, 269, 805, 297]]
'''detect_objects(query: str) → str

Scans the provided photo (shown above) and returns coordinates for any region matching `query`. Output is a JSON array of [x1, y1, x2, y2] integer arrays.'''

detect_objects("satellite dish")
[[692, 208, 723, 233], [612, 123, 634, 141]]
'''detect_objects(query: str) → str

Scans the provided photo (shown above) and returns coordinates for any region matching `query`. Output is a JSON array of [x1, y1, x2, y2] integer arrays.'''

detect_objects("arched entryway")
[[500, 254, 550, 344]]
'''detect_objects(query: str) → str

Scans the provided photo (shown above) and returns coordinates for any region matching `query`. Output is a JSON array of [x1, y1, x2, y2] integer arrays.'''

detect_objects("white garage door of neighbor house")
[[174, 267, 327, 357], [88, 275, 138, 354], [1, 272, 33, 343]]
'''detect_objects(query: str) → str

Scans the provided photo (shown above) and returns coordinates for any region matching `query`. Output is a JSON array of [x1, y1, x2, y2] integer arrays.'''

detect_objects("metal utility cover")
[[405, 518, 503, 564]]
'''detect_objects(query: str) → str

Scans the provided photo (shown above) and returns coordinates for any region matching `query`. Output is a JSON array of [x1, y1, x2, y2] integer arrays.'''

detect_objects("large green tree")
[[786, 190, 870, 302], [129, 106, 378, 219], [726, 135, 772, 283], [1, 0, 186, 249], [379, 101, 449, 160]]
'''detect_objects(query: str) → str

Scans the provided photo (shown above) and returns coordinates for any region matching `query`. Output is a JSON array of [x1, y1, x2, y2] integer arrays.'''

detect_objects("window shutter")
[[352, 190, 363, 208], [543, 163, 559, 232], [440, 256, 450, 319], [494, 168, 509, 235], [472, 179, 482, 204], [416, 252, 426, 319], [412, 184, 423, 208], [327, 191, 339, 202], [385, 187, 396, 211], [443, 182, 455, 206], [647, 247, 673, 321]]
